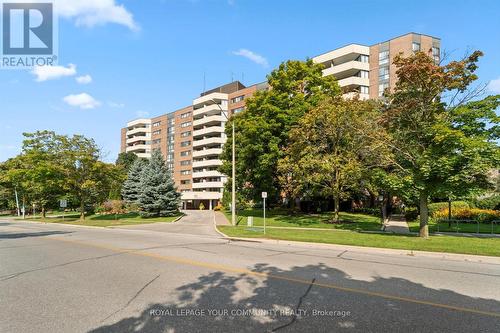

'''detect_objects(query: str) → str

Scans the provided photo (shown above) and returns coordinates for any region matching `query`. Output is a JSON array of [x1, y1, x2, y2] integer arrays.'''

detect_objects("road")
[[1, 211, 499, 332]]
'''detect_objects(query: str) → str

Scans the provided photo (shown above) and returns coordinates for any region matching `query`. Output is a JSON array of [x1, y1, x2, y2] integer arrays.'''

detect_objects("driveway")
[[112, 210, 219, 237]]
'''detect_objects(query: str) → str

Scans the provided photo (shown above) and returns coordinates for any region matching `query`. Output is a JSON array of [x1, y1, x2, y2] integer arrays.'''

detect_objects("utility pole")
[[14, 187, 20, 216]]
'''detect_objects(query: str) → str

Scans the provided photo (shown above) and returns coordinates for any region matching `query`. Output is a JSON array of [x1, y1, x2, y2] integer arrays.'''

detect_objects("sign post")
[[60, 199, 67, 221], [262, 192, 267, 235]]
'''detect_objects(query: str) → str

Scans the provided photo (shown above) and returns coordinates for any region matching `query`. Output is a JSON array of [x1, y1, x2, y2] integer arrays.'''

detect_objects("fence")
[[434, 219, 500, 234]]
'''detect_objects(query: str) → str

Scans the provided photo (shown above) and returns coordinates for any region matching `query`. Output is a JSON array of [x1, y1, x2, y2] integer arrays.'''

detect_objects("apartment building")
[[121, 32, 440, 209]]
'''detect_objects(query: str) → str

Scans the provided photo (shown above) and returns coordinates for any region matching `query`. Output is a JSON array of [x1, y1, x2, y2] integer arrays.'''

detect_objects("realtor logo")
[[1, 1, 57, 69]]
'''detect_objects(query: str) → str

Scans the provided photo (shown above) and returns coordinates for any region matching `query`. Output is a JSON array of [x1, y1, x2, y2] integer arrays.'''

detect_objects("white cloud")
[[63, 93, 101, 109], [76, 74, 92, 84], [56, 0, 139, 31], [32, 64, 76, 82], [108, 101, 125, 108], [232, 49, 269, 67], [488, 77, 500, 94], [135, 110, 150, 118]]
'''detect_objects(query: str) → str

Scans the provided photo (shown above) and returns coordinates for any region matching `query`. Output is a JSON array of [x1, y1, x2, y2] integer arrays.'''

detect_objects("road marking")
[[49, 236, 500, 319]]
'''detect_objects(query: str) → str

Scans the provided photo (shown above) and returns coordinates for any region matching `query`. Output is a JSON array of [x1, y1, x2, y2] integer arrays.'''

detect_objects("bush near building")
[[433, 207, 500, 223]]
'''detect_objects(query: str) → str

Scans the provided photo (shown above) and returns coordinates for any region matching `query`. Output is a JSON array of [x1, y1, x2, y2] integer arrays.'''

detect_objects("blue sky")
[[1, 0, 499, 162]]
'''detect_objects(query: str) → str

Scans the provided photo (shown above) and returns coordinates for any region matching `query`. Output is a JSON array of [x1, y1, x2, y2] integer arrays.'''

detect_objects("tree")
[[278, 97, 390, 221], [138, 150, 180, 217], [220, 59, 342, 203], [384, 50, 499, 237], [59, 134, 120, 220], [116, 152, 138, 172], [121, 158, 147, 205]]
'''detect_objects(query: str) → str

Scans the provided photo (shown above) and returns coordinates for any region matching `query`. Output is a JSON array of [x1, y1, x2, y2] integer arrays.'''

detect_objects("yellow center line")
[[49, 236, 500, 319]]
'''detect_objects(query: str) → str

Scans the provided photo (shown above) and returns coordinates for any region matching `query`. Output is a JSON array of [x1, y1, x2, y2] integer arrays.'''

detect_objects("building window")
[[181, 179, 191, 185], [231, 95, 244, 103], [357, 54, 369, 63], [180, 170, 190, 175], [180, 112, 191, 119], [180, 140, 191, 147], [181, 121, 191, 128], [180, 160, 191, 166], [180, 150, 190, 157], [152, 139, 161, 144], [412, 42, 421, 52], [232, 107, 245, 114], [379, 51, 389, 65], [379, 67, 389, 81], [181, 131, 191, 137], [360, 86, 369, 94], [432, 47, 440, 63], [152, 130, 161, 135], [378, 82, 389, 97], [359, 70, 369, 79], [152, 121, 161, 127]]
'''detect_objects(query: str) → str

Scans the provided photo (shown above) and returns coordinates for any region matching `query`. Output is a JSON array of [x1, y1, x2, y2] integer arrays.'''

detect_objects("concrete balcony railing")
[[126, 144, 150, 152], [343, 92, 370, 100], [127, 127, 151, 136], [192, 170, 224, 179], [192, 148, 223, 158], [193, 115, 226, 127], [193, 126, 225, 137], [193, 92, 228, 107], [337, 76, 369, 88], [192, 181, 225, 189], [127, 118, 151, 128], [126, 135, 150, 144], [192, 137, 225, 147], [193, 104, 225, 117], [322, 60, 369, 78], [192, 159, 223, 168], [136, 152, 152, 158]]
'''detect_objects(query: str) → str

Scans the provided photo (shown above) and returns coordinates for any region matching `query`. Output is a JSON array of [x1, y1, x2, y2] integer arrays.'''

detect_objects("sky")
[[0, 0, 499, 163]]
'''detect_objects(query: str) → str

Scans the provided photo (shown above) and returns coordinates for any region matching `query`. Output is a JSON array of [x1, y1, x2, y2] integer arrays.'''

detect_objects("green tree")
[[278, 97, 390, 221], [121, 158, 147, 205], [138, 150, 180, 217], [116, 152, 138, 172], [220, 59, 342, 203], [384, 50, 499, 237]]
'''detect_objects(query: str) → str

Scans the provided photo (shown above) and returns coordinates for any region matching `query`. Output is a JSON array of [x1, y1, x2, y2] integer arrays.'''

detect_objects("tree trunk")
[[334, 197, 340, 222], [419, 192, 429, 238], [42, 206, 46, 219], [80, 200, 85, 220]]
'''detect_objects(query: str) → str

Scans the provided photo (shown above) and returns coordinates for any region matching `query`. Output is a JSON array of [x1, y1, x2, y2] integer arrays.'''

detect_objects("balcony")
[[343, 92, 370, 100], [193, 137, 225, 147], [192, 170, 224, 179], [193, 104, 225, 117], [136, 152, 151, 158], [126, 144, 150, 153], [322, 60, 369, 79], [193, 92, 228, 107], [193, 126, 225, 137], [126, 135, 150, 144], [127, 127, 151, 136], [192, 148, 223, 158], [193, 115, 226, 127], [337, 76, 369, 89], [192, 181, 225, 189], [313, 44, 370, 65], [181, 191, 222, 200], [127, 118, 151, 128], [192, 159, 223, 168]]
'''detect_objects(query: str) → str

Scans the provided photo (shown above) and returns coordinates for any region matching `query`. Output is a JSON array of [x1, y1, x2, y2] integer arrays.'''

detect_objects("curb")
[[213, 227, 500, 264]]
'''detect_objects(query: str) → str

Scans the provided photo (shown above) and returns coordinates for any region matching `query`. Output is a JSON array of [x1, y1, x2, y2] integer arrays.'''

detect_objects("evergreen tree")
[[139, 150, 181, 217], [121, 158, 147, 204]]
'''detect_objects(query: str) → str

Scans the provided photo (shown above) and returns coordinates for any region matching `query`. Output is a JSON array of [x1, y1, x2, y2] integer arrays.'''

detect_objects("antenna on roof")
[[231, 71, 234, 82]]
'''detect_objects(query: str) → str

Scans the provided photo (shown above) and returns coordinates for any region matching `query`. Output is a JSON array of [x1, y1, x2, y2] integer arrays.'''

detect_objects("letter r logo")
[[2, 2, 53, 55]]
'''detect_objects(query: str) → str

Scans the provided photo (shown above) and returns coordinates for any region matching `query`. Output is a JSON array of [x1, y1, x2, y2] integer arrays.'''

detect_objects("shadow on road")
[[89, 263, 500, 332], [0, 231, 72, 239]]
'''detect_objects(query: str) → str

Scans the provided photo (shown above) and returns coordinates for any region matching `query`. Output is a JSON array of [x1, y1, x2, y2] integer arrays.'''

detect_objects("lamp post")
[[212, 99, 236, 226]]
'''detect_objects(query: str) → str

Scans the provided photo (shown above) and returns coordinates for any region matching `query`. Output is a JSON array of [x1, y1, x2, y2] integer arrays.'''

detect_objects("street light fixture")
[[211, 99, 236, 226]]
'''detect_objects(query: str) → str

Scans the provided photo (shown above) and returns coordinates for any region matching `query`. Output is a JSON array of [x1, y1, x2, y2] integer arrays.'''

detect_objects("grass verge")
[[21, 212, 182, 227], [218, 226, 500, 257], [408, 220, 500, 234]]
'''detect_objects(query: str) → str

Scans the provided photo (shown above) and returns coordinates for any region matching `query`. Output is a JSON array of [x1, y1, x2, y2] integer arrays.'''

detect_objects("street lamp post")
[[212, 99, 236, 226]]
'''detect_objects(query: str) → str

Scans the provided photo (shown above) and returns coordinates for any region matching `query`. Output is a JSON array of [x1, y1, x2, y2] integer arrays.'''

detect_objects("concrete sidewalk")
[[383, 214, 410, 234]]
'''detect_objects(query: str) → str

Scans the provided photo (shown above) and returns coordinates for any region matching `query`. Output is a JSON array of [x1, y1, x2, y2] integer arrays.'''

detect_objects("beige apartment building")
[[121, 32, 440, 209]]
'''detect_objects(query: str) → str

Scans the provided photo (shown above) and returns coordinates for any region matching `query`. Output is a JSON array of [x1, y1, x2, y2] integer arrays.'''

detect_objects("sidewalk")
[[383, 214, 410, 234], [214, 211, 231, 226]]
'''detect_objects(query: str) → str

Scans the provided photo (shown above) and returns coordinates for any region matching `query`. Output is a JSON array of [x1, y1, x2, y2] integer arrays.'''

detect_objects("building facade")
[[121, 32, 440, 209]]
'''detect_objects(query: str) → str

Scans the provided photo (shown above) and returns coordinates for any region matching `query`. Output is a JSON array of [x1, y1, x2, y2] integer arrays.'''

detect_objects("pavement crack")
[[101, 274, 161, 323], [337, 250, 348, 258], [271, 277, 316, 332]]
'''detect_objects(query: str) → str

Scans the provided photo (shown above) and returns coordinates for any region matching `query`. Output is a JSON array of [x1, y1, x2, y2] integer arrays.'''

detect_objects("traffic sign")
[[60, 199, 67, 208], [262, 192, 267, 199]]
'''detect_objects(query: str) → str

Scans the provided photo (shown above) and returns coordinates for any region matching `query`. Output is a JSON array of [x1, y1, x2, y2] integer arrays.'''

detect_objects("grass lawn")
[[19, 212, 182, 227], [408, 220, 500, 234], [218, 226, 500, 257], [225, 209, 383, 232]]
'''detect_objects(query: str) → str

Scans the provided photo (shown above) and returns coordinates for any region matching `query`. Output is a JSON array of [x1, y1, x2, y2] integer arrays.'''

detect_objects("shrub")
[[351, 207, 380, 217], [404, 207, 419, 222], [214, 203, 223, 211], [96, 200, 126, 215], [428, 201, 469, 215], [199, 202, 205, 210], [433, 207, 500, 223], [471, 195, 500, 210]]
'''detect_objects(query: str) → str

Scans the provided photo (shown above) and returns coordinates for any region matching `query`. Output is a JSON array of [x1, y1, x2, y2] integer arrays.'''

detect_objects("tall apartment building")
[[121, 32, 440, 209]]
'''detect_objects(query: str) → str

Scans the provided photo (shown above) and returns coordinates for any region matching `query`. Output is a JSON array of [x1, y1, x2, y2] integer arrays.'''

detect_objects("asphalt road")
[[1, 211, 499, 333]]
